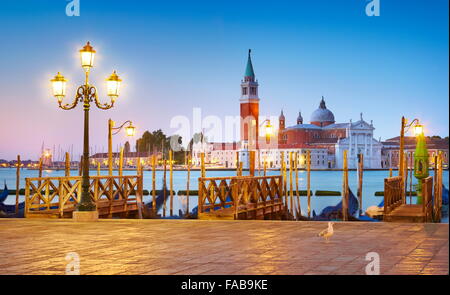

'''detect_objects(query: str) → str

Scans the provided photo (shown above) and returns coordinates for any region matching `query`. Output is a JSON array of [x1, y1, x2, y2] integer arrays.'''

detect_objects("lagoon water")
[[1, 168, 448, 222]]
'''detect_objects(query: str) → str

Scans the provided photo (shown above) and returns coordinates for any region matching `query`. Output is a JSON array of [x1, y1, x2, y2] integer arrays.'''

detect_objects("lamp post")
[[398, 116, 422, 200], [108, 119, 136, 175], [412, 124, 428, 204], [51, 42, 122, 215], [399, 116, 420, 176]]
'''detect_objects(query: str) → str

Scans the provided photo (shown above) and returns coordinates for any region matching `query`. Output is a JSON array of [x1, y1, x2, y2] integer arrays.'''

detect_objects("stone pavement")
[[0, 219, 448, 275]]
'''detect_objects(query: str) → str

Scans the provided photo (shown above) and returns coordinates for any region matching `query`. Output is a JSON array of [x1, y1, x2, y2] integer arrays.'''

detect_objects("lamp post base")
[[73, 211, 99, 222]]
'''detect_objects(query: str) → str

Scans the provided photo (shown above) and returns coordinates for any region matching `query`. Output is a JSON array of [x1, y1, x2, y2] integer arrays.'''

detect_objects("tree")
[[134, 129, 186, 163]]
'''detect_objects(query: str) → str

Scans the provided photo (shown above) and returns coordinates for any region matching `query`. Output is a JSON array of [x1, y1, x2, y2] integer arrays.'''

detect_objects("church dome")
[[310, 97, 335, 126]]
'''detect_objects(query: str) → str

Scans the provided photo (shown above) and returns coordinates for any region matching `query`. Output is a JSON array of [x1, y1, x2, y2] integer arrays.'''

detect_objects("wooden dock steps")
[[385, 204, 426, 223]]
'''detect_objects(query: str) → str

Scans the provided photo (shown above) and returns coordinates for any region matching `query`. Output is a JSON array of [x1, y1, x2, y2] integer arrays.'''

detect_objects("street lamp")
[[108, 119, 136, 175], [260, 119, 273, 145], [50, 41, 122, 214], [259, 119, 274, 172]]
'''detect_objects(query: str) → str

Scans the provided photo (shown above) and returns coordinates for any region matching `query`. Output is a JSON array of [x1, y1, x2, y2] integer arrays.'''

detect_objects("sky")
[[0, 0, 448, 160]]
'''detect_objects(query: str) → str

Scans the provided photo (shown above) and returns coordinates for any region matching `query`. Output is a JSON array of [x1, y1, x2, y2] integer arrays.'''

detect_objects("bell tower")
[[240, 49, 260, 150], [278, 110, 286, 144]]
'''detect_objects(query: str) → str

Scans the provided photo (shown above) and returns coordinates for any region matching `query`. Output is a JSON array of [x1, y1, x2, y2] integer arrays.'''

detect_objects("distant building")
[[188, 51, 448, 170], [381, 136, 449, 169], [191, 50, 384, 169], [90, 152, 162, 167]]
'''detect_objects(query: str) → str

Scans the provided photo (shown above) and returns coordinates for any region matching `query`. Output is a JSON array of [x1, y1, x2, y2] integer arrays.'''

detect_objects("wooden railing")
[[198, 175, 284, 219], [384, 176, 403, 216], [25, 175, 143, 218], [421, 176, 433, 222]]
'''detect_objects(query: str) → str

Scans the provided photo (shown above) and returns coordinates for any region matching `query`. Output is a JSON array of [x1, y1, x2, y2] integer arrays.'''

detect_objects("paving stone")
[[0, 219, 447, 275]]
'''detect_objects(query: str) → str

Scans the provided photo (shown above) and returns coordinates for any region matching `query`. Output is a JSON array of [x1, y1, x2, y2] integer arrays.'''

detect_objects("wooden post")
[[200, 153, 205, 178], [281, 151, 286, 208], [438, 152, 443, 221], [249, 151, 255, 176], [15, 155, 21, 214], [306, 150, 311, 218], [258, 150, 261, 176], [357, 154, 363, 215], [108, 119, 113, 176], [239, 162, 243, 177], [236, 152, 240, 176], [399, 116, 405, 177], [78, 156, 82, 176], [389, 168, 393, 178], [433, 154, 438, 220], [169, 150, 174, 217], [137, 157, 142, 175], [295, 152, 301, 218], [403, 153, 408, 203], [119, 147, 124, 178], [38, 157, 43, 189], [409, 152, 413, 204], [152, 154, 156, 214], [65, 152, 70, 176], [289, 152, 294, 218], [263, 158, 267, 177], [137, 165, 144, 219], [186, 153, 191, 217], [97, 162, 101, 176], [342, 150, 348, 221], [163, 158, 167, 217]]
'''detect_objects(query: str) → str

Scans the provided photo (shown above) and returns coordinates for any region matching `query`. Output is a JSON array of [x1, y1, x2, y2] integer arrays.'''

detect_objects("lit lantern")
[[51, 72, 67, 99], [79, 42, 96, 70], [106, 71, 122, 98], [125, 123, 136, 137], [413, 124, 424, 136], [265, 121, 273, 137], [265, 120, 273, 143]]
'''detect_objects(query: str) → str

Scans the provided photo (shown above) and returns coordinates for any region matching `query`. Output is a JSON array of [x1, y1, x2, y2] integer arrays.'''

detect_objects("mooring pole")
[[15, 155, 21, 214], [307, 150, 311, 218]]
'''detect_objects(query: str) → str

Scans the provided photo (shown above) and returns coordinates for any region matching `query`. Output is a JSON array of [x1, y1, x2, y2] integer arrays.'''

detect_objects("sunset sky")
[[0, 0, 448, 160]]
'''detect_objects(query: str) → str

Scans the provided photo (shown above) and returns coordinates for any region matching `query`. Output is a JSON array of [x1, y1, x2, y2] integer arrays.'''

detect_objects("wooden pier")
[[197, 175, 285, 220], [384, 176, 435, 222], [24, 175, 144, 219]]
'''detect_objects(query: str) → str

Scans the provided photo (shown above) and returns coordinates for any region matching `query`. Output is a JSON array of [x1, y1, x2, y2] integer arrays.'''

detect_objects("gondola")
[[0, 183, 8, 203], [441, 185, 449, 216], [143, 181, 168, 218], [312, 188, 359, 221], [1, 183, 25, 217]]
